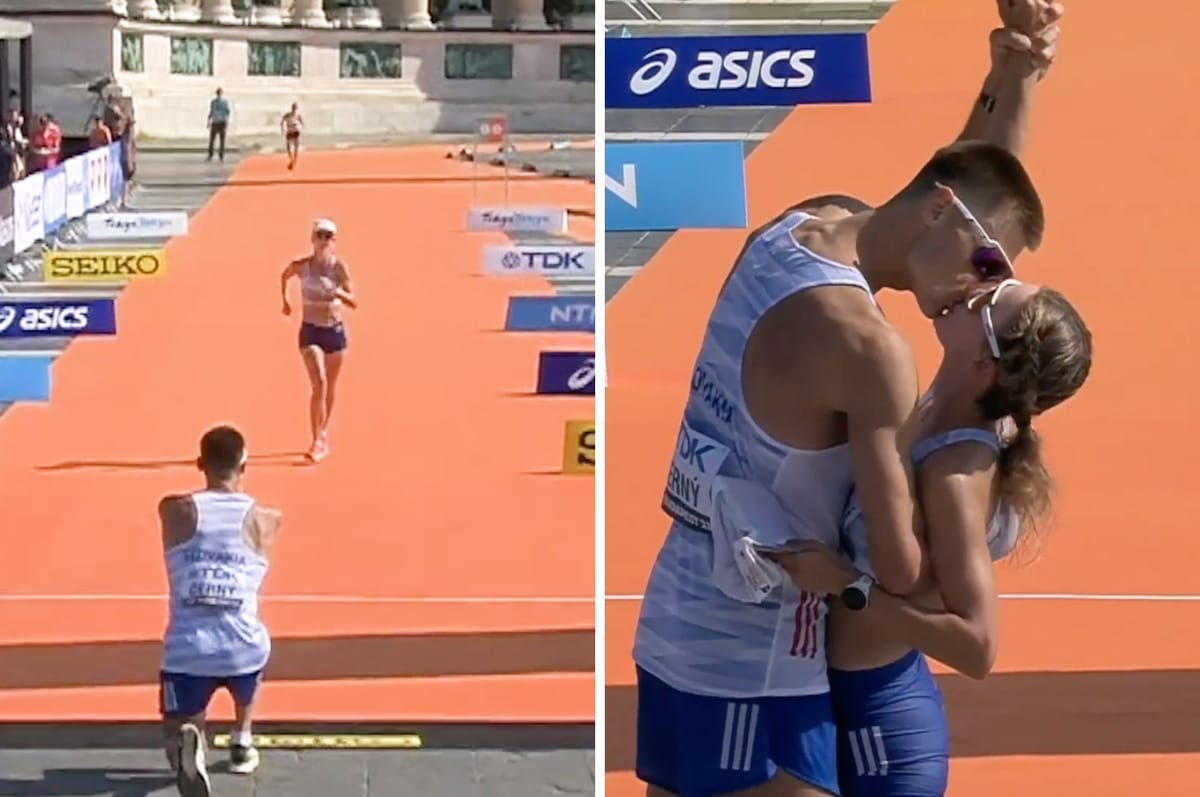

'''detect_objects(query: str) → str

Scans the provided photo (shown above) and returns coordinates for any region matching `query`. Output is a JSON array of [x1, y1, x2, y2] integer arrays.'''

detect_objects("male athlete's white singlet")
[[633, 211, 880, 699], [162, 491, 270, 677]]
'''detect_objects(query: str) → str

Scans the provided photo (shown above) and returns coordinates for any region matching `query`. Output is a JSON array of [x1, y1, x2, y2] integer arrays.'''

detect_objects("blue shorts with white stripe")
[[634, 666, 839, 797], [829, 649, 949, 797]]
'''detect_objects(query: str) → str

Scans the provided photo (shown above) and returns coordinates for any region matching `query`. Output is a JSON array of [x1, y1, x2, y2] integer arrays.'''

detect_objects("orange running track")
[[605, 0, 1200, 794], [0, 145, 595, 723]]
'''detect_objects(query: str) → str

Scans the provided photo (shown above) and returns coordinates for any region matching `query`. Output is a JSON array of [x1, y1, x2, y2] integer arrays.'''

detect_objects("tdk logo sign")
[[607, 33, 872, 110], [483, 245, 597, 276], [629, 47, 816, 96]]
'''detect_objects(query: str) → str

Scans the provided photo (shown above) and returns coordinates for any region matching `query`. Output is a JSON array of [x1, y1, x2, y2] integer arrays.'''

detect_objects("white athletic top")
[[162, 491, 271, 677], [284, 113, 302, 133], [633, 211, 881, 698], [841, 427, 1021, 575], [300, 257, 340, 308]]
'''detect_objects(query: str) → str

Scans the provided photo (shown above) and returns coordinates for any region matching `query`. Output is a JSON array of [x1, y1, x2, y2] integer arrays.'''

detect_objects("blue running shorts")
[[635, 665, 839, 797], [829, 650, 949, 797]]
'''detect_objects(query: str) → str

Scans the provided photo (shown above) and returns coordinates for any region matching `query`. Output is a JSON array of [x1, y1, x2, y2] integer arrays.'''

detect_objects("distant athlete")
[[159, 425, 282, 797], [280, 103, 303, 170], [632, 4, 1063, 796], [280, 218, 357, 462]]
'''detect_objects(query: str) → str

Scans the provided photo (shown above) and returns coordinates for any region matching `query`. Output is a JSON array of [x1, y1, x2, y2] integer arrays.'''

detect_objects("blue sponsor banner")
[[506, 296, 595, 332], [109, 141, 125, 199], [606, 141, 747, 231], [42, 165, 68, 234], [0, 356, 52, 402], [0, 298, 118, 339], [606, 33, 871, 109], [536, 351, 596, 395]]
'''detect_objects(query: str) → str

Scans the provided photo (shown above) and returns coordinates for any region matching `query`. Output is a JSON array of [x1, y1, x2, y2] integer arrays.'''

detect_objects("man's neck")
[[203, 476, 239, 493], [854, 208, 913, 294]]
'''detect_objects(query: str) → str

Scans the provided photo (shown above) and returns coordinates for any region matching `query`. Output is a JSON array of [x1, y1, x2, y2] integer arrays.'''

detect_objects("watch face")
[[842, 588, 867, 611]]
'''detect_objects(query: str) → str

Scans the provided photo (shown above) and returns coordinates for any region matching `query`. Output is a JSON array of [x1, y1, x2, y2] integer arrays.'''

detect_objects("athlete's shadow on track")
[[604, 671, 1200, 767], [0, 767, 173, 797], [36, 452, 311, 472], [0, 629, 594, 691]]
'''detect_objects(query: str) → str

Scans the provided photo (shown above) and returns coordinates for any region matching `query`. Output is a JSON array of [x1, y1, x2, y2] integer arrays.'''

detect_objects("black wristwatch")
[[841, 574, 876, 611]]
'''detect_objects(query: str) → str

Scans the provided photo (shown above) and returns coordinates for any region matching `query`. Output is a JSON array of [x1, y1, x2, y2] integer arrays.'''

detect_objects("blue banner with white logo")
[[0, 298, 118, 339], [606, 33, 871, 109], [606, 141, 747, 231], [536, 351, 596, 395], [506, 296, 595, 332], [0, 356, 52, 402], [41, 165, 67, 234]]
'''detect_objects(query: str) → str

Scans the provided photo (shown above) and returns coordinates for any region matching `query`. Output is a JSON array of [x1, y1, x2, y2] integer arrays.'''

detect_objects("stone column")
[[290, 0, 332, 25], [127, 0, 162, 18], [507, 0, 547, 30], [380, 0, 433, 30], [200, 0, 238, 23]]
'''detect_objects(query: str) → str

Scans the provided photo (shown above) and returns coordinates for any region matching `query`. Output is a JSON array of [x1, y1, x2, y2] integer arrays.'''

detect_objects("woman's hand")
[[281, 298, 292, 316], [768, 543, 860, 596]]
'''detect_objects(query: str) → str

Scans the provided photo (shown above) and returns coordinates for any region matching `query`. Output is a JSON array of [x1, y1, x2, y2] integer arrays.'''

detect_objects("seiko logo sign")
[[629, 47, 816, 96], [44, 250, 167, 281]]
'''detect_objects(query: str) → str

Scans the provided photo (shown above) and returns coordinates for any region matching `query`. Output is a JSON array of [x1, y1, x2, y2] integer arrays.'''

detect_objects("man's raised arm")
[[957, 1, 1063, 155]]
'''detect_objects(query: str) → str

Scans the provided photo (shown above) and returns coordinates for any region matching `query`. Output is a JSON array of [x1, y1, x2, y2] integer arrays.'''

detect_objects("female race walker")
[[280, 218, 357, 463], [771, 276, 1092, 797], [280, 103, 304, 170]]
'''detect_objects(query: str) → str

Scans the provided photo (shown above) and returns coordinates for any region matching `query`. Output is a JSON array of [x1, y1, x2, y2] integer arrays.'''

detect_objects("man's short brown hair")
[[896, 141, 1045, 250]]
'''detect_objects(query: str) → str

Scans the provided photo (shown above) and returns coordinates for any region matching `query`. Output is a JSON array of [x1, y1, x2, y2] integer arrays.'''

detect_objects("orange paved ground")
[[605, 0, 1200, 794], [0, 145, 595, 722]]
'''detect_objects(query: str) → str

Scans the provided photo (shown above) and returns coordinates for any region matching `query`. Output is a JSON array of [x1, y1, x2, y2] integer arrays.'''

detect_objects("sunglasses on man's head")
[[936, 184, 1015, 281]]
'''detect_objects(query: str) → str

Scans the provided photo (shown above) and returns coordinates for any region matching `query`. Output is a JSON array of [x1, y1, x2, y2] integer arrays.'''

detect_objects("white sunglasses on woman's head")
[[934, 182, 1016, 281], [966, 278, 1024, 359]]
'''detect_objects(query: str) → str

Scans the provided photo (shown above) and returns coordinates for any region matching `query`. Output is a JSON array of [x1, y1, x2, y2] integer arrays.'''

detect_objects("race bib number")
[[662, 420, 731, 530]]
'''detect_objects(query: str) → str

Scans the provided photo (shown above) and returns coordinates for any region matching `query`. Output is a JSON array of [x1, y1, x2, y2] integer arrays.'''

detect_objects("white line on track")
[[605, 592, 1200, 603], [0, 594, 594, 605], [3, 593, 1198, 604]]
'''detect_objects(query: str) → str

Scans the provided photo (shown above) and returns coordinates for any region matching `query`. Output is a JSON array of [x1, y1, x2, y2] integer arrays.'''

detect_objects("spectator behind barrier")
[[87, 114, 113, 149], [28, 113, 62, 173], [4, 109, 26, 181]]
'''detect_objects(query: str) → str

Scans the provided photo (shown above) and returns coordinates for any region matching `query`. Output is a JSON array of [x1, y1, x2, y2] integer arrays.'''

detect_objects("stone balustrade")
[[119, 0, 594, 31]]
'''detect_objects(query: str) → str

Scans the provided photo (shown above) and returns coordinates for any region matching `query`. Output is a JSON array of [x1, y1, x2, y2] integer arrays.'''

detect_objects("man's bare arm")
[[957, 2, 1063, 155], [843, 327, 925, 595], [158, 495, 195, 551], [245, 505, 283, 556]]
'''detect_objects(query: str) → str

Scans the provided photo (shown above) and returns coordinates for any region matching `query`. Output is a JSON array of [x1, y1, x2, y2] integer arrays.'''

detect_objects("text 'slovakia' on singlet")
[[162, 490, 271, 677], [633, 211, 882, 699]]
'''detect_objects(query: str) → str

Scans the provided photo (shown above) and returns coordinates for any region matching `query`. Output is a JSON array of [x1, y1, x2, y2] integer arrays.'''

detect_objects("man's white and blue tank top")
[[633, 210, 879, 699], [162, 491, 271, 677], [841, 427, 1020, 576]]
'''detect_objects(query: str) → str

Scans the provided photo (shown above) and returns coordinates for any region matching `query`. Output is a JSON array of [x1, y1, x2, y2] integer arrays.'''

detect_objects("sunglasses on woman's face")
[[966, 277, 1023, 359], [315, 230, 334, 241], [937, 185, 1016, 281]]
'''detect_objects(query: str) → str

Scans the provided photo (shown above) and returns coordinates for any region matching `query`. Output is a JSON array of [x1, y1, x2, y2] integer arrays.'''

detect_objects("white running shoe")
[[229, 742, 261, 775], [177, 723, 212, 797]]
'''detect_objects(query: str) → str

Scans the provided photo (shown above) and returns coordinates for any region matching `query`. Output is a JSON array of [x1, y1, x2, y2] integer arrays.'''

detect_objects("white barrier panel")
[[86, 211, 190, 240], [481, 245, 595, 276], [465, 206, 568, 233]]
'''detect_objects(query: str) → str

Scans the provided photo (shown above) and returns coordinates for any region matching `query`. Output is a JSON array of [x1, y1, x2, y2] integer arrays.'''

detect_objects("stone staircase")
[[606, 0, 894, 36]]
